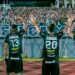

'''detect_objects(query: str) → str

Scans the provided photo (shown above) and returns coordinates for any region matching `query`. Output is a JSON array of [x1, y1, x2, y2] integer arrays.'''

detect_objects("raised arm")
[[64, 15, 75, 37], [23, 20, 28, 32], [30, 14, 41, 33], [17, 16, 28, 32], [63, 16, 73, 32]]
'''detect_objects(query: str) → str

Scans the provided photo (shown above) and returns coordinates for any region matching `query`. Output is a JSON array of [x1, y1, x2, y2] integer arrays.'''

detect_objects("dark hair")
[[48, 23, 55, 32], [11, 24, 17, 29]]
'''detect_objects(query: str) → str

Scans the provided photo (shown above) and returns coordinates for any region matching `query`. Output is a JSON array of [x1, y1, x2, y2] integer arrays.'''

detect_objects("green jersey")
[[5, 29, 25, 56], [40, 31, 63, 63]]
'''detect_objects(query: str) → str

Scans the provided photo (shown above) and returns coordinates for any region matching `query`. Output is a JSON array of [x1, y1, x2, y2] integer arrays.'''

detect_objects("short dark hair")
[[11, 24, 17, 29], [48, 23, 55, 32]]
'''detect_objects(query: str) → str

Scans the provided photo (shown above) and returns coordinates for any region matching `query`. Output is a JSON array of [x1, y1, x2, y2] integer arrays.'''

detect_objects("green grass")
[[24, 58, 42, 61], [24, 58, 75, 62], [23, 57, 75, 62], [0, 58, 4, 61], [60, 58, 75, 61]]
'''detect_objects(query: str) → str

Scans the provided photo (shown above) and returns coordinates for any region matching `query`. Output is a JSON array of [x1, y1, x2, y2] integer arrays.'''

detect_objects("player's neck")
[[48, 31, 54, 34], [11, 31, 16, 34]]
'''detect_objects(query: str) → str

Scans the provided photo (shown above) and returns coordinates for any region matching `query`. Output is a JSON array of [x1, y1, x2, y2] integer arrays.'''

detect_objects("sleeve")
[[39, 31, 46, 38], [73, 34, 75, 40], [57, 31, 63, 39], [5, 34, 9, 43], [18, 29, 25, 36]]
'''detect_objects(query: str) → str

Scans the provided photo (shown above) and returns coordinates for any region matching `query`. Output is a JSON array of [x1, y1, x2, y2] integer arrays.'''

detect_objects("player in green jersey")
[[4, 19, 28, 75], [30, 15, 74, 75]]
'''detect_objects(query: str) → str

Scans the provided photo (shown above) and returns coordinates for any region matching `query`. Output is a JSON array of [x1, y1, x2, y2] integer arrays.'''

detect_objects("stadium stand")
[[0, 5, 75, 58]]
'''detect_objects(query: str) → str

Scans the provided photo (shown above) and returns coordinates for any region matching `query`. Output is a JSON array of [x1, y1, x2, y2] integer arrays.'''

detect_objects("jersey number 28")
[[46, 40, 57, 49]]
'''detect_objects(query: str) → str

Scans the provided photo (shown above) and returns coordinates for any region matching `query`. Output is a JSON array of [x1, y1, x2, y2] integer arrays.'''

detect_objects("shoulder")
[[17, 29, 25, 36], [18, 29, 25, 33], [55, 31, 63, 38], [40, 31, 47, 36], [55, 31, 63, 35]]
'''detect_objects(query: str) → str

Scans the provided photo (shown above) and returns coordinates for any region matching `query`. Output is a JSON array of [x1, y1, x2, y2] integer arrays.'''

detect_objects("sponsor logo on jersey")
[[45, 60, 55, 64], [47, 50, 55, 53], [47, 37, 57, 40], [10, 57, 20, 60], [12, 47, 19, 51], [9, 36, 19, 39]]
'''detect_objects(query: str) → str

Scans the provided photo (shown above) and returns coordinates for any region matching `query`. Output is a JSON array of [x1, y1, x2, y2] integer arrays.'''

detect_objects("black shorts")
[[42, 60, 60, 75], [6, 57, 23, 73]]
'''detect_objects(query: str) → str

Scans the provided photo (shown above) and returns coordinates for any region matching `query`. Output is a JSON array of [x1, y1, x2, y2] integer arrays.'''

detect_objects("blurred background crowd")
[[0, 7, 75, 36], [0, 7, 75, 24]]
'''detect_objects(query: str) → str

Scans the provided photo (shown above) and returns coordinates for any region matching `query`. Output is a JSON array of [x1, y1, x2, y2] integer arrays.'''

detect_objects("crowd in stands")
[[0, 7, 75, 36]]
